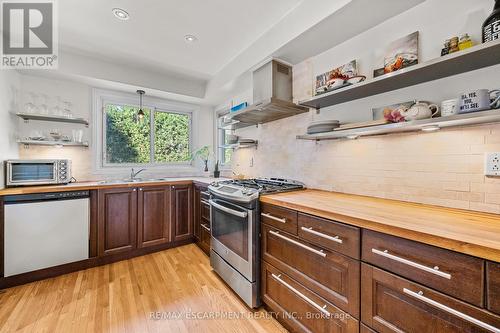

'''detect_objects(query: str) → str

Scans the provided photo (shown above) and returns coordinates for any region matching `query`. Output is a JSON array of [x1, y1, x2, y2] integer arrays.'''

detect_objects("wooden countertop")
[[260, 189, 500, 262], [0, 177, 223, 196]]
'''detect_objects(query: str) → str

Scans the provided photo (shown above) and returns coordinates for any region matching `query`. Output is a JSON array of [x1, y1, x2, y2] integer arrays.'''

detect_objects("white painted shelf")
[[297, 109, 500, 141], [17, 113, 89, 126], [298, 39, 500, 110], [219, 141, 258, 149], [18, 140, 89, 147]]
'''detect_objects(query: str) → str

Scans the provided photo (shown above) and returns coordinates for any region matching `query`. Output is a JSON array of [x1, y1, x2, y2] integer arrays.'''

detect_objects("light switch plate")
[[485, 152, 500, 176]]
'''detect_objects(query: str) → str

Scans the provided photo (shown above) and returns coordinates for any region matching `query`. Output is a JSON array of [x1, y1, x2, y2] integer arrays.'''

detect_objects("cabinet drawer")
[[262, 262, 359, 333], [360, 324, 377, 333], [298, 213, 360, 259], [261, 203, 298, 234], [199, 223, 211, 256], [487, 262, 500, 315], [262, 224, 360, 318], [361, 264, 500, 333], [362, 230, 484, 306], [201, 198, 210, 221]]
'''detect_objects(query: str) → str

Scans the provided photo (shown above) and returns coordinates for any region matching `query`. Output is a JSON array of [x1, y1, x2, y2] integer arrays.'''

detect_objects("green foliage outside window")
[[105, 104, 190, 164]]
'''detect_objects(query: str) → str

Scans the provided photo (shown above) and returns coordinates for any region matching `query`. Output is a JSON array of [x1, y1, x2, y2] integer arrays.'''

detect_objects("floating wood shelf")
[[298, 39, 500, 110], [18, 140, 89, 147], [16, 113, 89, 126], [297, 109, 500, 141]]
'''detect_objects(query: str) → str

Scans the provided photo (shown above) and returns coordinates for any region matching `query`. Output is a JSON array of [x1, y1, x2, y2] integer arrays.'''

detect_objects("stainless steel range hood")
[[227, 60, 309, 127]]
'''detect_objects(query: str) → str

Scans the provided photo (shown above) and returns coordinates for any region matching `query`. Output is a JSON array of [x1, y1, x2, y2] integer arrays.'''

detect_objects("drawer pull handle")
[[271, 273, 331, 318], [403, 288, 500, 333], [261, 213, 287, 223], [301, 226, 343, 244], [269, 230, 326, 258], [201, 224, 211, 232], [200, 191, 210, 196], [372, 248, 451, 279], [200, 199, 210, 205]]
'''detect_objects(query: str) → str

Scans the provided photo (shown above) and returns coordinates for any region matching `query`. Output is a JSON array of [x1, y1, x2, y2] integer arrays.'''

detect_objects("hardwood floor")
[[0, 244, 287, 333]]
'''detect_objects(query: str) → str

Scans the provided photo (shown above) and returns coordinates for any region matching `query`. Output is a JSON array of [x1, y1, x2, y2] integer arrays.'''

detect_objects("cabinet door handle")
[[403, 288, 500, 333], [372, 248, 451, 279], [261, 212, 286, 224], [201, 224, 211, 232], [269, 230, 326, 258], [271, 273, 330, 318], [300, 226, 343, 244]]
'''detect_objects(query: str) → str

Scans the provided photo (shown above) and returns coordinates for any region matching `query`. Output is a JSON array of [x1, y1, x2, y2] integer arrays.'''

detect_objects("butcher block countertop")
[[260, 189, 500, 262], [0, 177, 222, 196]]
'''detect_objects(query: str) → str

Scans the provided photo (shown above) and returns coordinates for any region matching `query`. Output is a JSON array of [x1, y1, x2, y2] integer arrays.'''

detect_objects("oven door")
[[209, 198, 255, 282], [7, 161, 58, 186]]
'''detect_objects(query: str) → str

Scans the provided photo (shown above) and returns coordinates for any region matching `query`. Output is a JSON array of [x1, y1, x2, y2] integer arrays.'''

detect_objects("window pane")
[[154, 111, 190, 163], [105, 104, 151, 164], [224, 148, 232, 164]]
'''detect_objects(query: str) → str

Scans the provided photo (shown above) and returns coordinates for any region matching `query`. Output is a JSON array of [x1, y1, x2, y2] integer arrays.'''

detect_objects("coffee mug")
[[491, 90, 500, 109], [459, 89, 500, 113], [441, 99, 458, 117]]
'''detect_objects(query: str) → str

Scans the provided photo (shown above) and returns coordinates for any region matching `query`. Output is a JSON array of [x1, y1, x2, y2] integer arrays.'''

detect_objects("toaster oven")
[[5, 159, 71, 187]]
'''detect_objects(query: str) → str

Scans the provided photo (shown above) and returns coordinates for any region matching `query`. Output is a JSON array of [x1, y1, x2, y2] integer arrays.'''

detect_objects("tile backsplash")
[[233, 114, 500, 214]]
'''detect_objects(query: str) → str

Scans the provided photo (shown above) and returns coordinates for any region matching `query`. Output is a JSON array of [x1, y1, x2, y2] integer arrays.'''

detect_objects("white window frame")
[[215, 109, 232, 168], [92, 88, 199, 174]]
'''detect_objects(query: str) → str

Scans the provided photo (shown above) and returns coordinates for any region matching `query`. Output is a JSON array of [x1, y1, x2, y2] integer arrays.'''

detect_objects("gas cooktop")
[[208, 178, 304, 203], [220, 178, 304, 194]]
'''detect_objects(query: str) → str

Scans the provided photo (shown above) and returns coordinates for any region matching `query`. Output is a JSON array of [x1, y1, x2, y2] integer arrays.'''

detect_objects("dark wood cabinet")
[[98, 187, 138, 256], [298, 213, 360, 259], [362, 230, 485, 306], [262, 224, 360, 318], [361, 263, 500, 333], [487, 262, 500, 315], [137, 186, 171, 248], [171, 184, 193, 242], [194, 183, 210, 255], [193, 186, 201, 240], [261, 203, 298, 235], [262, 261, 359, 333]]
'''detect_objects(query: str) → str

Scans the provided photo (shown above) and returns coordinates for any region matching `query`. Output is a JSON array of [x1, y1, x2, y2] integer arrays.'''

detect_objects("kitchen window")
[[94, 89, 194, 169], [217, 111, 233, 166]]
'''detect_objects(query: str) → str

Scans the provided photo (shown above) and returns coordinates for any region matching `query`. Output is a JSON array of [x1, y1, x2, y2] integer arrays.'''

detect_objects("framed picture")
[[315, 60, 357, 95], [373, 31, 419, 78]]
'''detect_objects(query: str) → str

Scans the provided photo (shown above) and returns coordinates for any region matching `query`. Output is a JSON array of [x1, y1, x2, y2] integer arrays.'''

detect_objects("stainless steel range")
[[208, 178, 304, 308]]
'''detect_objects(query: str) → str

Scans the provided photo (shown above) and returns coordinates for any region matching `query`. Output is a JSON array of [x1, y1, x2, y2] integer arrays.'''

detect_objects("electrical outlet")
[[485, 152, 500, 176], [249, 157, 254, 167]]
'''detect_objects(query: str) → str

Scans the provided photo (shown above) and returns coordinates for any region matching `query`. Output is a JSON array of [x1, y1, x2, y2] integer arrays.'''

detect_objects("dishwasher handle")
[[4, 190, 90, 204]]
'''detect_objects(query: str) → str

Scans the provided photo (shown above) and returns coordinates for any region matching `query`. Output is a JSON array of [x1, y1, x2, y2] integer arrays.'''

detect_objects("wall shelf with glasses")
[[298, 39, 500, 110], [296, 109, 500, 141], [16, 113, 89, 126], [17, 140, 89, 148]]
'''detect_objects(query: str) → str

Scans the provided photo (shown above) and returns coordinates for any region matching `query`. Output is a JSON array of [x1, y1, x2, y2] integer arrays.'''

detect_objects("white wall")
[[0, 71, 21, 188], [17, 74, 214, 181], [231, 0, 500, 213]]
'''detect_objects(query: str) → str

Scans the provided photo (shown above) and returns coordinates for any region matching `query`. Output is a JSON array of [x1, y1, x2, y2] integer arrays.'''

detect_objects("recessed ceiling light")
[[184, 34, 198, 43], [112, 8, 129, 20]]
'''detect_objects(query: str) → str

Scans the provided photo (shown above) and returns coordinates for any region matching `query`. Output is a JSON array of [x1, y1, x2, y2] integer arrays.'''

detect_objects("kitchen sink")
[[98, 178, 171, 184]]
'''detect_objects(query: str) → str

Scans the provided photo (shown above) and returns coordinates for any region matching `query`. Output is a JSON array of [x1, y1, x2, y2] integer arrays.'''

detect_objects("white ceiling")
[[59, 0, 304, 80]]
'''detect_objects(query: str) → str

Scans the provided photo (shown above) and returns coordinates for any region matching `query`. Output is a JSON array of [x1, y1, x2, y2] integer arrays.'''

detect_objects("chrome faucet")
[[130, 168, 146, 180]]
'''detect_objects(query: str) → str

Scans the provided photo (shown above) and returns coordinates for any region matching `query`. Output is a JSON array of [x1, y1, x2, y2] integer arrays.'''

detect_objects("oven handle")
[[209, 199, 248, 218]]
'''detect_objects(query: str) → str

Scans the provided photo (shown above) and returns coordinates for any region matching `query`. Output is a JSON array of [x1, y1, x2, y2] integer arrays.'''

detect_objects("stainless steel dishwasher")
[[3, 191, 90, 277]]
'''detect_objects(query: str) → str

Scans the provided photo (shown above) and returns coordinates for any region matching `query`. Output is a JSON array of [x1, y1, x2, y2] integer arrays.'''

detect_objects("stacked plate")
[[306, 120, 340, 134]]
